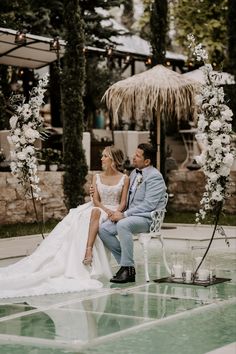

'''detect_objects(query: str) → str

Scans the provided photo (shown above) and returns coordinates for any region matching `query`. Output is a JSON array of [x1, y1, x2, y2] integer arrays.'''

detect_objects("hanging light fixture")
[[15, 29, 27, 45], [50, 36, 61, 69], [50, 36, 61, 52]]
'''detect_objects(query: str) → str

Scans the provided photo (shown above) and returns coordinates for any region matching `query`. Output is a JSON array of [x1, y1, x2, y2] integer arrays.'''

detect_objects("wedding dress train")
[[0, 174, 125, 298]]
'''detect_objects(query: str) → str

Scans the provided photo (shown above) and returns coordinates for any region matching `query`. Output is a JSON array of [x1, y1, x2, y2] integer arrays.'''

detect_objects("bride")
[[0, 146, 129, 298]]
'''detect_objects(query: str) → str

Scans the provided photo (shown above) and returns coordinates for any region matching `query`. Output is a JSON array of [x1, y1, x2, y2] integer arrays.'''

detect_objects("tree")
[[149, 0, 168, 177], [173, 0, 228, 68], [227, 0, 236, 77], [121, 0, 134, 30], [62, 0, 88, 208], [150, 0, 168, 66]]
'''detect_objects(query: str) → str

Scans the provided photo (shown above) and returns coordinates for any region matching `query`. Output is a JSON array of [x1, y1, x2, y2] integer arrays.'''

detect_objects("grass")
[[0, 220, 58, 239], [165, 210, 236, 226], [0, 211, 235, 239]]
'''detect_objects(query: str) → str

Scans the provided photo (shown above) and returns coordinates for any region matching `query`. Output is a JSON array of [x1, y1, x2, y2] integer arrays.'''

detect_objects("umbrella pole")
[[156, 110, 161, 170]]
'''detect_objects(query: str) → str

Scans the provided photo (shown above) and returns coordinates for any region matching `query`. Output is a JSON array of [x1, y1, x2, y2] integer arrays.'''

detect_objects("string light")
[[15, 30, 27, 45], [145, 57, 152, 65]]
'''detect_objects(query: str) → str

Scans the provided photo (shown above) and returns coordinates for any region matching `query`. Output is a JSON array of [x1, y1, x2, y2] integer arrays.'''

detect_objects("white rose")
[[9, 116, 18, 129], [17, 151, 27, 160], [212, 138, 222, 149], [221, 108, 233, 121], [218, 165, 230, 177], [11, 135, 20, 143], [24, 128, 40, 140], [209, 120, 221, 132], [209, 97, 217, 105], [211, 191, 223, 201], [208, 172, 218, 183], [223, 153, 234, 167], [14, 128, 21, 136], [220, 134, 230, 145], [195, 153, 206, 166], [25, 146, 35, 154], [20, 136, 26, 145]]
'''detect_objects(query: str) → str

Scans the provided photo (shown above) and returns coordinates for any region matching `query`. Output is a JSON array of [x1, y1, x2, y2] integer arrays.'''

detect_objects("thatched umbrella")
[[103, 64, 198, 168]]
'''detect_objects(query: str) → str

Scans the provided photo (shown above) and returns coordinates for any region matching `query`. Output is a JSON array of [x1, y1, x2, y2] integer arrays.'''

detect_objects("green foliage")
[[0, 220, 59, 238], [138, 0, 153, 40], [224, 84, 236, 132], [121, 0, 134, 30], [1, 211, 235, 238], [0, 65, 11, 130], [62, 0, 88, 209], [150, 0, 168, 65], [227, 0, 236, 77], [84, 57, 121, 129], [38, 148, 62, 165], [173, 0, 228, 68]]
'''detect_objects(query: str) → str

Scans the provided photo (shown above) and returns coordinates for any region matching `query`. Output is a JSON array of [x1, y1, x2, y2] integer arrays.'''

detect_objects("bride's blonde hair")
[[105, 146, 124, 172]]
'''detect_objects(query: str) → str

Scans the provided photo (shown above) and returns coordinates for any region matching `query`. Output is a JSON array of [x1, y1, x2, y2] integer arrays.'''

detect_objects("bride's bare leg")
[[83, 208, 101, 265]]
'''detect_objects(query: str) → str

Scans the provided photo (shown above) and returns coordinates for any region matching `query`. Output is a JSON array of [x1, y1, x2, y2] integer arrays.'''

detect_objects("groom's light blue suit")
[[99, 165, 166, 266]]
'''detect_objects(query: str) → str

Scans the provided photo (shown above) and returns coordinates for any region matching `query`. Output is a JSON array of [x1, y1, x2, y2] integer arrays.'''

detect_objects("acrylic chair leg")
[[159, 235, 171, 275], [142, 241, 150, 282]]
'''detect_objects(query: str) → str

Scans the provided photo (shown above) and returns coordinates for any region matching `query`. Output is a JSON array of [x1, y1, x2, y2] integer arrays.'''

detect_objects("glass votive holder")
[[198, 268, 210, 282], [172, 264, 184, 279], [184, 269, 193, 283]]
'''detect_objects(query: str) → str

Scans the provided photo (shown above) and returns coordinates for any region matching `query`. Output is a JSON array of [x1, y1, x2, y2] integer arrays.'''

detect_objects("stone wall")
[[167, 170, 236, 214], [0, 171, 97, 225], [0, 170, 235, 224]]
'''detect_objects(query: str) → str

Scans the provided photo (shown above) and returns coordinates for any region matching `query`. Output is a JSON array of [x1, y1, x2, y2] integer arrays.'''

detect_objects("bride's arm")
[[92, 175, 113, 216], [116, 175, 130, 212]]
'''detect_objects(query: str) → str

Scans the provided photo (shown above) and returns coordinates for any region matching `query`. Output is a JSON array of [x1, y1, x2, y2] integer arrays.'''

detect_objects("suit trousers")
[[99, 216, 151, 266]]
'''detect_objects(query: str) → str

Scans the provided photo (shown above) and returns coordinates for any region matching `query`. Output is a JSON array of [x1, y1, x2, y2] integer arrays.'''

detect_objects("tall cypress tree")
[[228, 0, 236, 77], [149, 0, 168, 177], [62, 0, 88, 209], [150, 0, 168, 66]]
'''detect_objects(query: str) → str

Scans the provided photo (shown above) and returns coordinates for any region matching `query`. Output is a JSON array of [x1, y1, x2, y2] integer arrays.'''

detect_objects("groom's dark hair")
[[138, 143, 155, 165]]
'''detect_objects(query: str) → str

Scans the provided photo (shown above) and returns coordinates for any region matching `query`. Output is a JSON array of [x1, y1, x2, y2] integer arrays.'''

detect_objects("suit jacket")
[[126, 166, 166, 220]]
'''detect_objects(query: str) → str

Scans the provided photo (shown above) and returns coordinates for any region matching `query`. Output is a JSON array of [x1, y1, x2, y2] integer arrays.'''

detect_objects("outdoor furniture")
[[136, 193, 171, 282], [179, 128, 200, 168]]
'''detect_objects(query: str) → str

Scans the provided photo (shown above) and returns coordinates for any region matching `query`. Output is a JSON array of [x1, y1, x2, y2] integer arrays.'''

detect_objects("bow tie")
[[136, 169, 142, 174]]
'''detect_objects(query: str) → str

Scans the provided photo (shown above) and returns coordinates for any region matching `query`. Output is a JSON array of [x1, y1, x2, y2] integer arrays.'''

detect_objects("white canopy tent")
[[0, 26, 186, 71], [0, 27, 66, 69]]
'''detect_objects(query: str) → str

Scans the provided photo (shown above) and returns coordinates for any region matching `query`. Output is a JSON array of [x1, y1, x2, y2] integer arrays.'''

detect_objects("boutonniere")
[[136, 175, 143, 187]]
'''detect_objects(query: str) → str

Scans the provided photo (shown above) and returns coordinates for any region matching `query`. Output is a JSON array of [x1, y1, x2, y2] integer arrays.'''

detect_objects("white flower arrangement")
[[188, 34, 235, 223], [9, 75, 49, 199]]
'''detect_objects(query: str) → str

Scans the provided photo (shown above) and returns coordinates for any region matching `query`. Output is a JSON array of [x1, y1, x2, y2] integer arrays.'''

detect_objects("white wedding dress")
[[0, 174, 126, 299]]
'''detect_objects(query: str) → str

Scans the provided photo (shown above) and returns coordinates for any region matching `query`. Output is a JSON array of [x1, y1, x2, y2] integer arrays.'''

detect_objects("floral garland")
[[187, 35, 235, 223], [9, 75, 49, 199]]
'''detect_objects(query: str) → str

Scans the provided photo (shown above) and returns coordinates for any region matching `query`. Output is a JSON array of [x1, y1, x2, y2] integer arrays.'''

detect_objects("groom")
[[98, 143, 166, 283]]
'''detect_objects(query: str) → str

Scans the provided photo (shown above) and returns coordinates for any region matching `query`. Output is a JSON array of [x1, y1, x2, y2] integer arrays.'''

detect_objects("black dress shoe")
[[110, 266, 125, 281], [110, 266, 136, 283]]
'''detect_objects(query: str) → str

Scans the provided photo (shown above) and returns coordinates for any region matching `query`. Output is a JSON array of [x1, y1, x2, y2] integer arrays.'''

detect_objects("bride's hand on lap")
[[109, 211, 124, 222]]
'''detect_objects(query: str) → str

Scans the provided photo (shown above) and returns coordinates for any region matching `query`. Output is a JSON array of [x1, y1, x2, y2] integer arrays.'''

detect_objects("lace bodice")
[[96, 174, 125, 207]]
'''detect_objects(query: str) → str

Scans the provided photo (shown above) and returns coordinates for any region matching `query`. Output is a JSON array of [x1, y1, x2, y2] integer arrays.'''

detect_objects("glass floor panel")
[[0, 309, 148, 341], [81, 301, 236, 354], [0, 303, 34, 319], [61, 292, 206, 319], [0, 238, 235, 354]]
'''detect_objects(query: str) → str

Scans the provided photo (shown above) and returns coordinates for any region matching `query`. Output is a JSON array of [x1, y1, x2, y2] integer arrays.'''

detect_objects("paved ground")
[[0, 224, 235, 354]]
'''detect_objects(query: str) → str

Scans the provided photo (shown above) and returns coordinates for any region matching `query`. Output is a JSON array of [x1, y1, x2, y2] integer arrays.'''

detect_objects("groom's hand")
[[109, 211, 124, 222]]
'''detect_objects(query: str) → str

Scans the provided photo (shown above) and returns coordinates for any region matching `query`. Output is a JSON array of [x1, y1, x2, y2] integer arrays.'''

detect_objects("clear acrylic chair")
[[136, 193, 171, 282]]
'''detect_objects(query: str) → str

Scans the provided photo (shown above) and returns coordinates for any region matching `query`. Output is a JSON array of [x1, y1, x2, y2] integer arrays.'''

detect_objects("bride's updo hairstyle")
[[105, 146, 124, 172]]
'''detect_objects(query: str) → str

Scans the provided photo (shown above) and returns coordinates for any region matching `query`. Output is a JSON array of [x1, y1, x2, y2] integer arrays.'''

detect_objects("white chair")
[[136, 193, 171, 282]]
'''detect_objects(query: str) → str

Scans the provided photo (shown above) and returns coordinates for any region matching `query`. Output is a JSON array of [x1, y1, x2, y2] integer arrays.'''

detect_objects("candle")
[[173, 264, 183, 278], [198, 269, 209, 281], [185, 270, 192, 283]]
